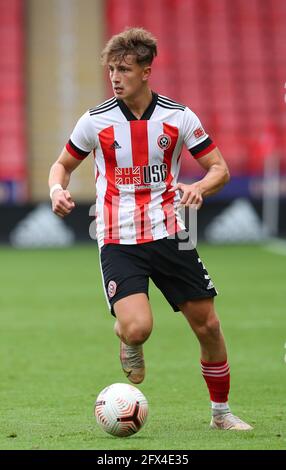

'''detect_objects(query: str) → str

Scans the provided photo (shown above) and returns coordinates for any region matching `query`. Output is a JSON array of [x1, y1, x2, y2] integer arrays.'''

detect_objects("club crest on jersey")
[[194, 127, 205, 139], [157, 134, 171, 150], [107, 280, 117, 298]]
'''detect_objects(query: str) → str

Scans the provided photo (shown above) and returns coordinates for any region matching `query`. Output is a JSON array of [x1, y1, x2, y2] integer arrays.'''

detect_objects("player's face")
[[108, 55, 151, 100]]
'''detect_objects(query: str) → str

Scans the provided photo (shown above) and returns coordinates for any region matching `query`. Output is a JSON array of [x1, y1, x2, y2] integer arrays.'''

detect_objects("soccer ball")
[[94, 383, 148, 437]]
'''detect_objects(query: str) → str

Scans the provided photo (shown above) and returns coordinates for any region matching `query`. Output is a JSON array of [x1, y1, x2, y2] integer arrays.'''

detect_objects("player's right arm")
[[49, 110, 95, 218], [49, 147, 82, 218]]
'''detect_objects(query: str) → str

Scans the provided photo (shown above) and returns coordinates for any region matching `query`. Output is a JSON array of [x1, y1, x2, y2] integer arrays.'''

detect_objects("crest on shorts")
[[157, 134, 171, 150], [108, 280, 117, 298]]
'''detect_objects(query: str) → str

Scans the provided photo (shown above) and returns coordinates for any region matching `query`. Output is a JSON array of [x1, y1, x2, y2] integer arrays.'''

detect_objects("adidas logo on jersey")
[[110, 140, 122, 150]]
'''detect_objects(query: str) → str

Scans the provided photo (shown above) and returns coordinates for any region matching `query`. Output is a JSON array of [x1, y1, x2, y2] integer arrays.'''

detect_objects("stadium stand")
[[107, 0, 286, 176]]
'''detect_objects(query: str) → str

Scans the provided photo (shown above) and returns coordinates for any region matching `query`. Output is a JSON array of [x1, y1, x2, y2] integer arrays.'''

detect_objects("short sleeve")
[[66, 111, 96, 160], [182, 107, 216, 159]]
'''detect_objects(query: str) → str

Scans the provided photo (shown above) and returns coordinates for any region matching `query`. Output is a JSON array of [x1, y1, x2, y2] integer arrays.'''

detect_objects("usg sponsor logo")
[[115, 163, 168, 186]]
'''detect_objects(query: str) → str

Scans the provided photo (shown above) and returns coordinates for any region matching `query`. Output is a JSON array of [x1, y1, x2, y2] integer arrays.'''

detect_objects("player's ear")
[[142, 65, 152, 81]]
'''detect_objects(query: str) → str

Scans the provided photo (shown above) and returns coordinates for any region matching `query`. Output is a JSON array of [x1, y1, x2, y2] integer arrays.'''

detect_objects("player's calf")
[[120, 341, 145, 384]]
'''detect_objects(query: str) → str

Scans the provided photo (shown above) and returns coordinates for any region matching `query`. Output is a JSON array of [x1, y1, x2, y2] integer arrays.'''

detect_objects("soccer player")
[[49, 28, 252, 430]]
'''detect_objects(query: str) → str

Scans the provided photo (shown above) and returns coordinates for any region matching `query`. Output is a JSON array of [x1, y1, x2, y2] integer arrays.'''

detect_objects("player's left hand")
[[169, 182, 203, 209]]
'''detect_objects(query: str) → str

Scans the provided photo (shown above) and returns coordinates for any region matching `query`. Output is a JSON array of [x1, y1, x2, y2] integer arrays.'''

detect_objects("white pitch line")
[[261, 238, 286, 256]]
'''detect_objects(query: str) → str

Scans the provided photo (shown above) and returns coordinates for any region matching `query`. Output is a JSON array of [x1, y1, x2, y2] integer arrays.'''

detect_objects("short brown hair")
[[101, 27, 157, 66]]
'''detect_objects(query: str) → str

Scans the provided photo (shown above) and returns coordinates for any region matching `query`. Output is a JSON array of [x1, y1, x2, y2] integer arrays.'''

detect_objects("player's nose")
[[112, 70, 120, 83]]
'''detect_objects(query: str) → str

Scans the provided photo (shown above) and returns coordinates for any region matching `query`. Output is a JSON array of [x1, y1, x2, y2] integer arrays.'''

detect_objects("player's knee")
[[196, 316, 221, 340], [123, 323, 152, 345]]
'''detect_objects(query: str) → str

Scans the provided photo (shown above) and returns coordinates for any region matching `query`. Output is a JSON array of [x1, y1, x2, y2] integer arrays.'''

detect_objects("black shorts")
[[99, 233, 217, 316]]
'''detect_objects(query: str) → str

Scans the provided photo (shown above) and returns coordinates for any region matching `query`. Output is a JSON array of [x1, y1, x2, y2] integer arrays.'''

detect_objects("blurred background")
[[0, 0, 285, 247]]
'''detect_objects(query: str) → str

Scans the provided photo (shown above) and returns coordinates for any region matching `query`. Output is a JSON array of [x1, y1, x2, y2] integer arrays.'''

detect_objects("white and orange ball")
[[94, 383, 148, 437]]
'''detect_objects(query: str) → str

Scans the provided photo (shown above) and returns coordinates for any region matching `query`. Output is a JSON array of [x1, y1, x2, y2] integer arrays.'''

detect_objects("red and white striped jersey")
[[66, 93, 216, 247]]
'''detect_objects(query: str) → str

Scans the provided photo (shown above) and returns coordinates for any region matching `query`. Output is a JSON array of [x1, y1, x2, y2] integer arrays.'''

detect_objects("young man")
[[49, 28, 252, 430]]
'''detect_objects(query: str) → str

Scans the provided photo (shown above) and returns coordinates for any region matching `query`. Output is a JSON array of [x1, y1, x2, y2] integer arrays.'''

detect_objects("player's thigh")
[[150, 237, 217, 312], [100, 243, 151, 315], [114, 293, 153, 334]]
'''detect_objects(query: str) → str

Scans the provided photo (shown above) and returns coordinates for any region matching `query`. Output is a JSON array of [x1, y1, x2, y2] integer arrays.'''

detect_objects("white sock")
[[211, 401, 230, 416]]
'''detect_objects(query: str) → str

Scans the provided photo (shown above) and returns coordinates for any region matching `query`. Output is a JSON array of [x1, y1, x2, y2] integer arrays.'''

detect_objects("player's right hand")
[[51, 189, 75, 218]]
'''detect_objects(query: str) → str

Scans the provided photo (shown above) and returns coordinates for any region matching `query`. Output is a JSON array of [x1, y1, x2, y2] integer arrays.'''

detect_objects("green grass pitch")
[[0, 243, 285, 450]]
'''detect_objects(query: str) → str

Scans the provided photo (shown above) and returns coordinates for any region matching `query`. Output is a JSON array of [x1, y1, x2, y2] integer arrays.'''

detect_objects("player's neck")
[[122, 87, 153, 120]]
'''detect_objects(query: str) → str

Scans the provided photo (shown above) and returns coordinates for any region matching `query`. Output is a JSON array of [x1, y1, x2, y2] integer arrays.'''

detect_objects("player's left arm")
[[171, 147, 230, 209]]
